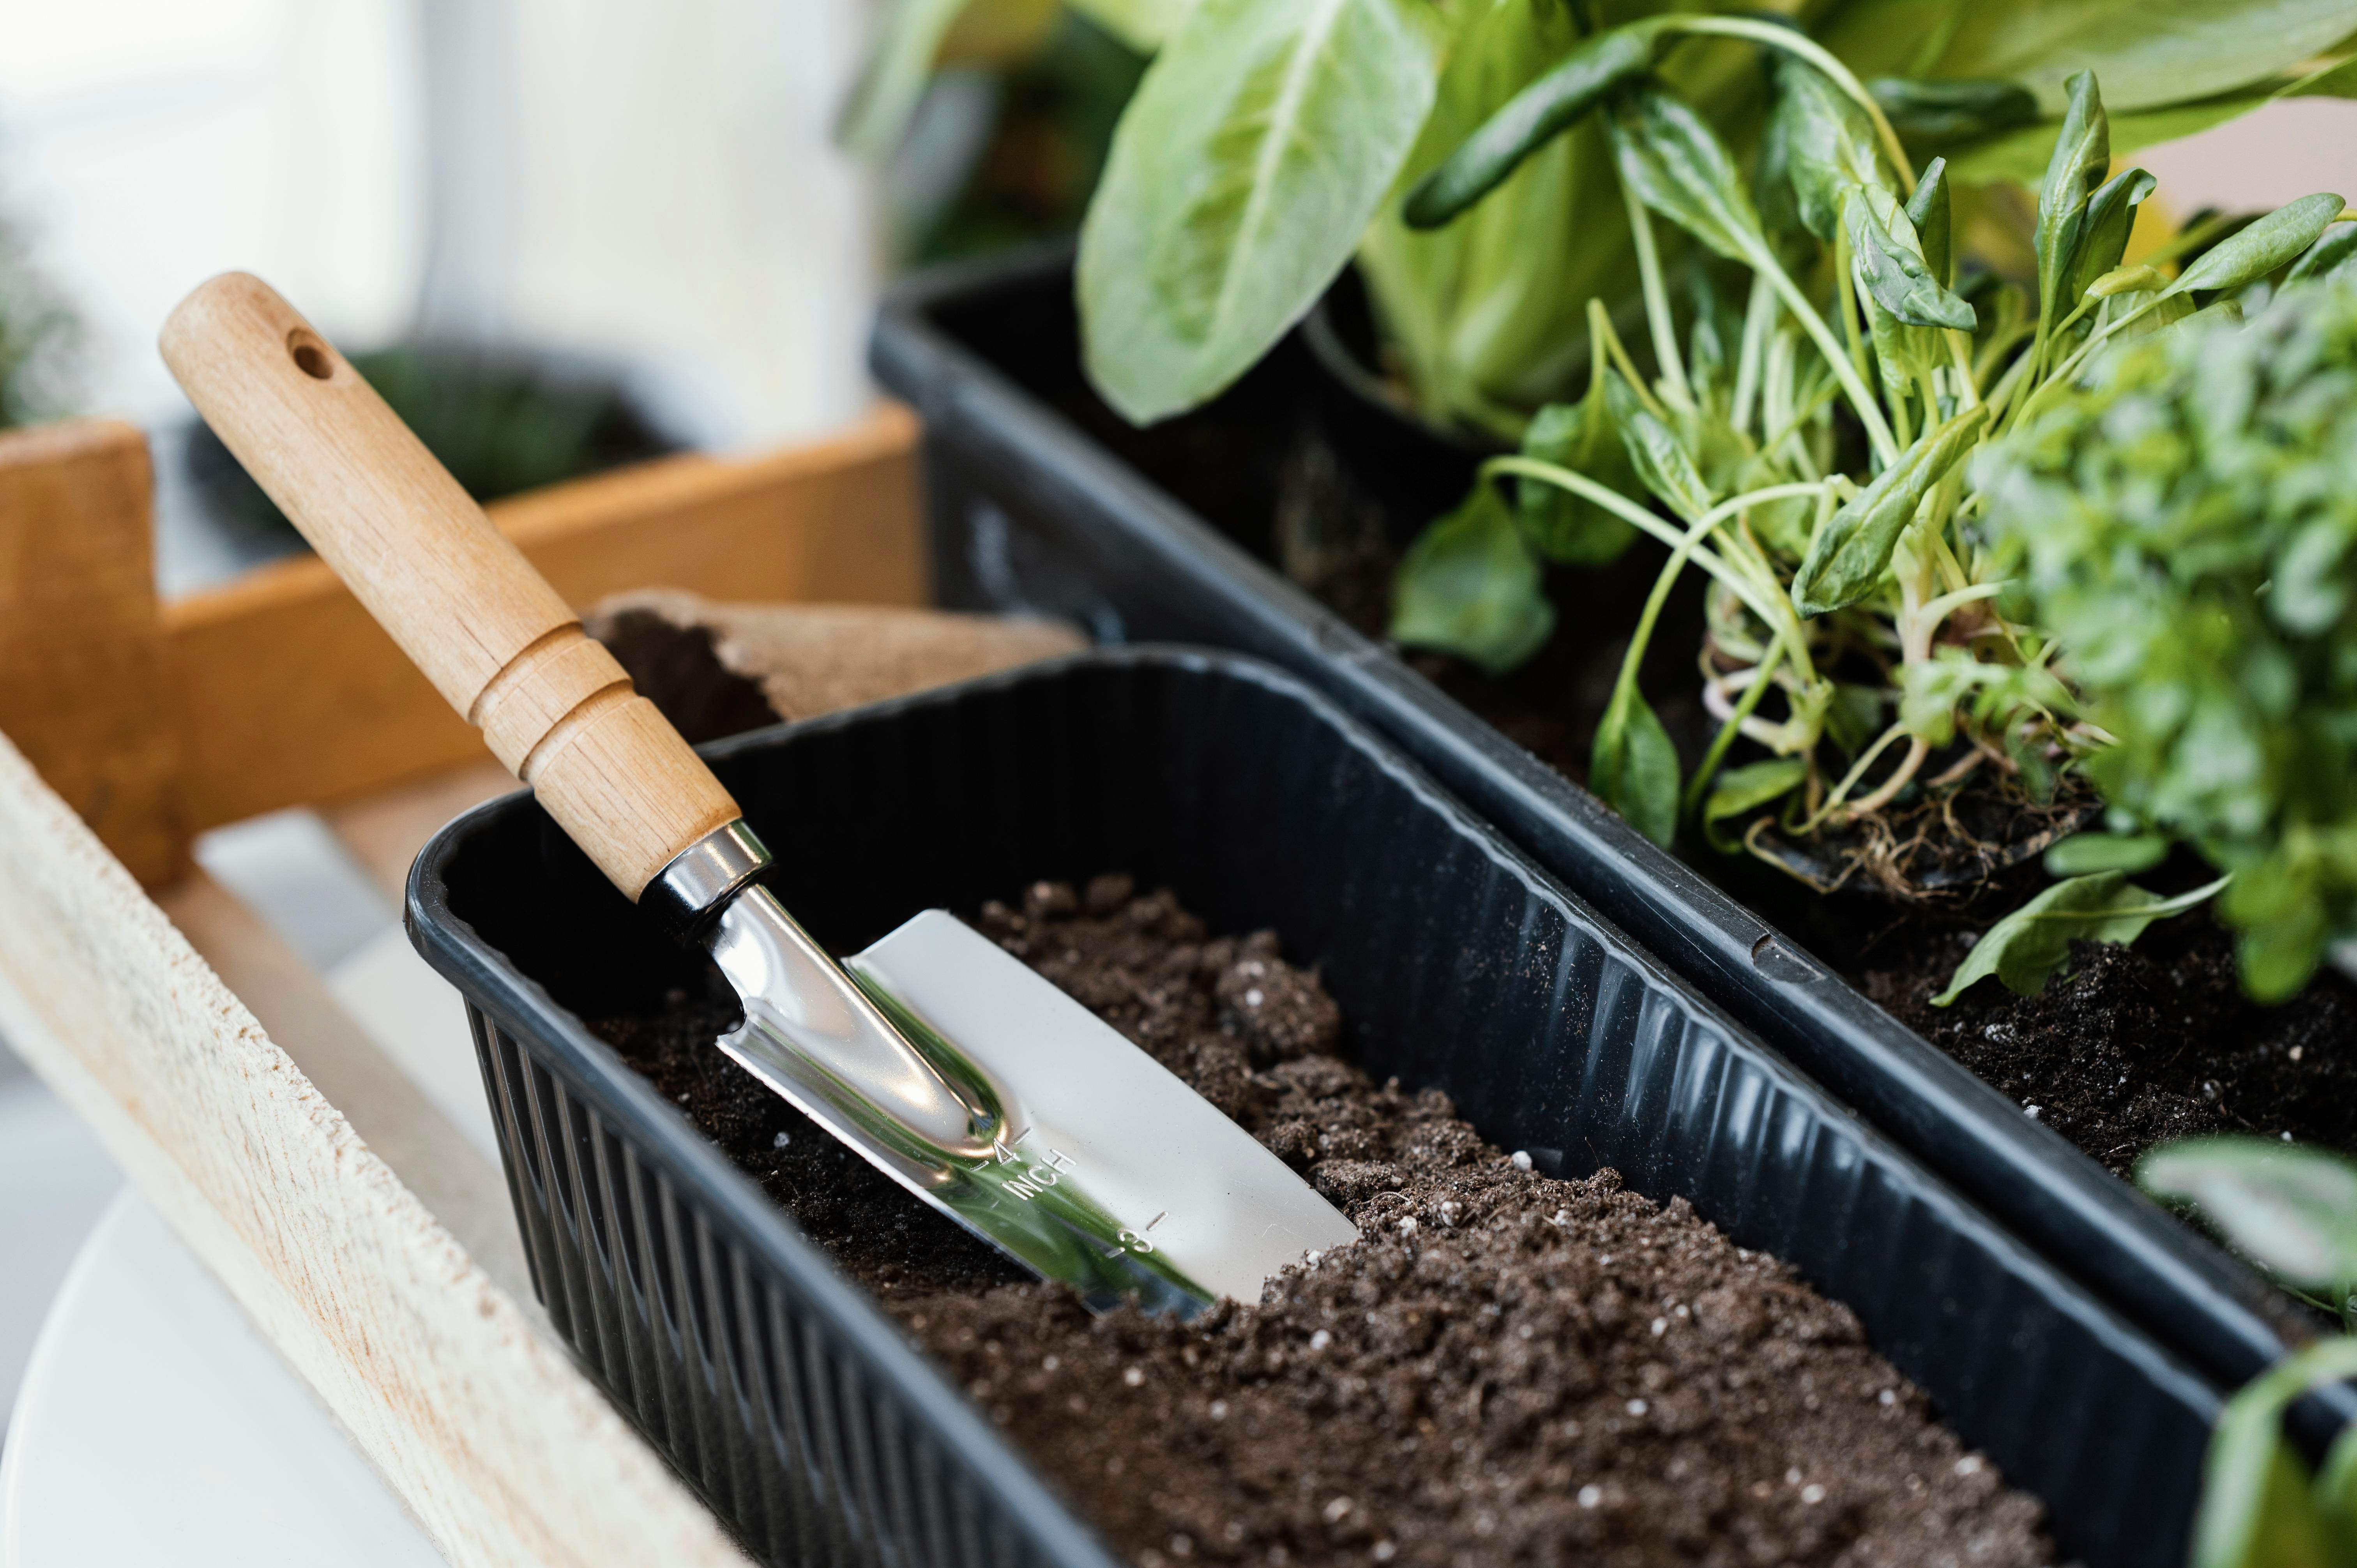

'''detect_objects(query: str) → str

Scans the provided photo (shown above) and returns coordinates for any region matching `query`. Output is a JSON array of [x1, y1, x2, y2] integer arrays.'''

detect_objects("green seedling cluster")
[[1389, 39, 2347, 886], [1972, 279, 2357, 1001]]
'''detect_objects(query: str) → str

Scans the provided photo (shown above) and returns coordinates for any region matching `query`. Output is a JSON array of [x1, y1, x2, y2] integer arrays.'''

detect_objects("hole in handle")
[[287, 329, 334, 380]]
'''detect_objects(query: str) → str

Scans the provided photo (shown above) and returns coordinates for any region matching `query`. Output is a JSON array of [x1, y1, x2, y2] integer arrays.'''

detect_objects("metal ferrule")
[[644, 819, 771, 939]]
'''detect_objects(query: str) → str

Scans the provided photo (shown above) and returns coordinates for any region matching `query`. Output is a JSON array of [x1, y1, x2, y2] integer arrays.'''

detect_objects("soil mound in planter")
[[592, 880, 2051, 1568]]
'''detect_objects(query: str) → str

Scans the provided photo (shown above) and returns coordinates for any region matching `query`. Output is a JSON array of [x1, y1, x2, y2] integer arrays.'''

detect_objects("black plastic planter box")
[[868, 246, 2353, 1433], [412, 649, 2215, 1568]]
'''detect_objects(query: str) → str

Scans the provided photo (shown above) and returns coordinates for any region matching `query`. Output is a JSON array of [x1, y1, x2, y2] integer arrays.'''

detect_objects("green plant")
[[0, 216, 75, 429], [1975, 276, 2357, 1000], [855, 0, 2357, 437], [1383, 34, 2350, 890], [2141, 1137, 2357, 1566]]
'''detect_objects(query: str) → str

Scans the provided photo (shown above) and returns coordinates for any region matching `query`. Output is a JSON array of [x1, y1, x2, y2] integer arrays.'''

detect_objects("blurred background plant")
[[0, 212, 76, 429]]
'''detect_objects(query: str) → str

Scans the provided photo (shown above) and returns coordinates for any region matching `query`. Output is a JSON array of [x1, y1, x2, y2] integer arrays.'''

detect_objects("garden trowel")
[[160, 272, 1356, 1316]]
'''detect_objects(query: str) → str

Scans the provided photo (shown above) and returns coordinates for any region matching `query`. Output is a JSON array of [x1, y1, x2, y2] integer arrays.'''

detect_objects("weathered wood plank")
[[0, 729, 748, 1567]]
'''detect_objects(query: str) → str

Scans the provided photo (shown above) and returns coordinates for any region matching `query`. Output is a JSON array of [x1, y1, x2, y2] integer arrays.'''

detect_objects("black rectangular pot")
[[411, 648, 2216, 1568], [868, 245, 2350, 1432]]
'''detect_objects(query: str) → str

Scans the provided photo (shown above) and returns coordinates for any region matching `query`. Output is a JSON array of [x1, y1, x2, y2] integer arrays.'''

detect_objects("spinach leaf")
[[1076, 0, 1443, 422], [1845, 183, 1975, 331], [2165, 192, 2349, 298], [1389, 479, 1555, 673], [1702, 756, 1805, 851], [1592, 680, 1681, 848], [2189, 1338, 2352, 1568], [2044, 831, 2169, 875], [1820, 0, 2357, 113], [1903, 157, 1953, 284], [2034, 71, 2110, 333], [2141, 1137, 2357, 1289], [1517, 392, 1638, 565], [2061, 166, 2157, 314], [1792, 404, 1986, 617], [1401, 17, 1671, 230], [1760, 52, 1886, 243], [1931, 870, 2225, 1005], [1608, 373, 1714, 519], [1604, 81, 1766, 265], [1868, 77, 2040, 143], [2287, 223, 2357, 285]]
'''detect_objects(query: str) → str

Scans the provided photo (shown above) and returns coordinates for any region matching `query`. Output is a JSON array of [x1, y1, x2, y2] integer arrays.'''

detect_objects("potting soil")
[[590, 878, 2051, 1568]]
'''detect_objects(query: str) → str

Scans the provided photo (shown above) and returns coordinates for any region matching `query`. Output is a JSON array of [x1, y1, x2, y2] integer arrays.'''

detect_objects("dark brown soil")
[[590, 879, 2052, 1568], [1871, 911, 2357, 1179]]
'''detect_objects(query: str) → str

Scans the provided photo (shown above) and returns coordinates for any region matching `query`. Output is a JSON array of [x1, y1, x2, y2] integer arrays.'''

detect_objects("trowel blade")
[[707, 892, 1357, 1315]]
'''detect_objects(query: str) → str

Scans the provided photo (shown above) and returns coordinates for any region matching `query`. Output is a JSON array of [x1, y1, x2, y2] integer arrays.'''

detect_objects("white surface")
[[0, 1081, 118, 1426], [0, 1194, 447, 1567], [194, 808, 396, 973]]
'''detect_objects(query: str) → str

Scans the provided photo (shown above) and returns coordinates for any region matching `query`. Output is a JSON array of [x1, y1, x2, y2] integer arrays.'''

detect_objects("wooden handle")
[[160, 273, 740, 899]]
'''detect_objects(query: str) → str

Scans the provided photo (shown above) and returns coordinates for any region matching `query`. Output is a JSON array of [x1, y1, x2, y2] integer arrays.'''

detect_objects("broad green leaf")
[[1793, 404, 1987, 617], [1760, 53, 1887, 243], [1401, 18, 1672, 229], [1604, 82, 1765, 265], [2035, 71, 2109, 332], [1592, 682, 1681, 847], [1869, 76, 2040, 142], [1064, 0, 1194, 53], [1516, 395, 1637, 565], [1903, 157, 1953, 284], [1845, 183, 1976, 331], [1703, 756, 1805, 852], [1077, 0, 1444, 423], [1608, 374, 1714, 520], [2044, 832, 2169, 875], [1931, 869, 2223, 1004], [2167, 192, 2350, 297], [2285, 53, 2357, 99], [2140, 1137, 2357, 1287], [2288, 224, 2357, 284], [1820, 0, 2357, 113], [1357, 0, 1622, 423], [837, 0, 977, 155], [1389, 480, 1555, 674], [2061, 167, 2157, 313]]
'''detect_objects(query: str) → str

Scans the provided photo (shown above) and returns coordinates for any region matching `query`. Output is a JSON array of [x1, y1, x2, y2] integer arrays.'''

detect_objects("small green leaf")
[[2087, 264, 2166, 299], [2287, 223, 2357, 285], [1903, 157, 1953, 284], [1077, 0, 1444, 423], [2140, 1137, 2357, 1288], [2061, 166, 2158, 312], [1932, 870, 2224, 1005], [1793, 404, 1988, 617], [1845, 183, 1977, 331], [1401, 18, 1671, 229], [2035, 71, 2110, 330], [2044, 832, 2169, 876], [2184, 1336, 2357, 1568], [1607, 374, 1714, 520], [1604, 82, 1765, 265], [1389, 481, 1555, 674], [1702, 757, 1805, 852], [2166, 192, 2349, 298], [1761, 53, 1887, 243], [1516, 395, 1637, 565], [1592, 682, 1681, 847], [1868, 77, 2040, 143]]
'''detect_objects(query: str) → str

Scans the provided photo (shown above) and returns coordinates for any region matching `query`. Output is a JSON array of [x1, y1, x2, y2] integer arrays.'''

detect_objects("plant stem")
[[1800, 720, 1910, 828], [1622, 178, 1693, 411], [1483, 457, 1783, 627], [1748, 241, 1899, 463], [1732, 273, 1774, 436], [1682, 630, 1790, 819], [1669, 16, 1914, 187], [1590, 299, 1674, 424]]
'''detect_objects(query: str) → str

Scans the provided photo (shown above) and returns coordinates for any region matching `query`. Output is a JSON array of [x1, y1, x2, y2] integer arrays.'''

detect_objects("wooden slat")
[[0, 727, 749, 1568], [163, 401, 927, 831], [0, 419, 187, 885]]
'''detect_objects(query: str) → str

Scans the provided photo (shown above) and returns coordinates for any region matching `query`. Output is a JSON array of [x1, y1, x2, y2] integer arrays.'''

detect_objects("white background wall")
[[0, 0, 878, 447]]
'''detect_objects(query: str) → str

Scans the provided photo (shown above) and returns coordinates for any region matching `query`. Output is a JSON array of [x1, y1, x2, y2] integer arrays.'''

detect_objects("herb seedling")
[[1383, 36, 2346, 920]]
